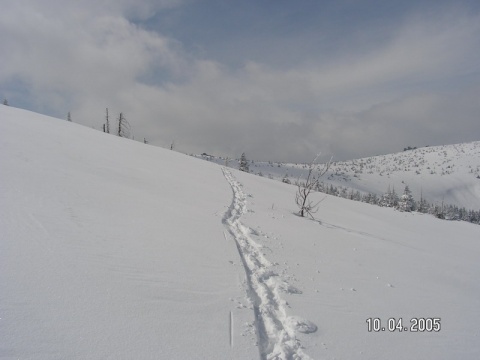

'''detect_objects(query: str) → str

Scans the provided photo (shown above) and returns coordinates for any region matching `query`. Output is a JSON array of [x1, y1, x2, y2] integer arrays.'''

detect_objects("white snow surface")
[[1, 106, 480, 359]]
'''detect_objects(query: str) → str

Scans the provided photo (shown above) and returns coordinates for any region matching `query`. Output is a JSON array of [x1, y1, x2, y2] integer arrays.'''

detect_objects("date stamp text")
[[366, 317, 441, 332]]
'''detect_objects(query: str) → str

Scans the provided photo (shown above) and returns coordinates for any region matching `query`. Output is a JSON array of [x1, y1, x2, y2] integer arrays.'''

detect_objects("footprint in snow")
[[286, 316, 318, 334], [278, 282, 303, 294]]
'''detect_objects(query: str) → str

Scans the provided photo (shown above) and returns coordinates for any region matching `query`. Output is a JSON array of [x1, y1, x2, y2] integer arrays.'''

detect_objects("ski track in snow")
[[222, 168, 314, 360], [319, 220, 423, 251]]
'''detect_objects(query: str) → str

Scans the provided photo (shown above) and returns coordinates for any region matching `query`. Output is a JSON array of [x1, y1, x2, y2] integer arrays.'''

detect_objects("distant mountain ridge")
[[195, 141, 480, 213]]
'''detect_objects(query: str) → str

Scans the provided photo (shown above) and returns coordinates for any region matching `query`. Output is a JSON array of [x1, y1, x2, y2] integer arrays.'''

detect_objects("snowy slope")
[[196, 141, 480, 210], [0, 106, 257, 359], [323, 144, 480, 209], [1, 106, 480, 359]]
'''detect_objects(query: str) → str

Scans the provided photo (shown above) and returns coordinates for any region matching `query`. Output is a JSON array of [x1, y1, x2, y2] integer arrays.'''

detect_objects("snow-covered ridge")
[[328, 142, 480, 179]]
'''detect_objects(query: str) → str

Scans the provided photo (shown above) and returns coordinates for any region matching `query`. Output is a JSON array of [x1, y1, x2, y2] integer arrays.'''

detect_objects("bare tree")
[[295, 154, 331, 218], [105, 108, 110, 134], [117, 112, 131, 138]]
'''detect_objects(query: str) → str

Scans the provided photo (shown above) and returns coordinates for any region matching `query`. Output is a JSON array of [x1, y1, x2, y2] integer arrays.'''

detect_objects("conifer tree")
[[417, 189, 429, 213], [380, 185, 399, 208], [398, 185, 415, 212], [239, 153, 249, 173]]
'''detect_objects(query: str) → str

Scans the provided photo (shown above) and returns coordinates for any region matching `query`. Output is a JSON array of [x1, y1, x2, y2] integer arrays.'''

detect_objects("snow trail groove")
[[222, 168, 312, 360]]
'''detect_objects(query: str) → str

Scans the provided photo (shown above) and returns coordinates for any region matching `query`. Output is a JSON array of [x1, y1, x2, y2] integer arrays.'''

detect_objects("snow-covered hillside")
[[1, 105, 480, 359], [197, 141, 480, 212], [324, 143, 480, 210]]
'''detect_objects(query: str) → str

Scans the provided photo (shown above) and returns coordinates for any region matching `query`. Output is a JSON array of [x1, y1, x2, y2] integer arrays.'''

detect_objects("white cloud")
[[0, 2, 186, 111], [1, 2, 479, 162]]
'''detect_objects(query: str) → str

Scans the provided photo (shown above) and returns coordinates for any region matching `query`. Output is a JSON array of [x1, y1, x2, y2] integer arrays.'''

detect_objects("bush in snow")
[[295, 155, 331, 218]]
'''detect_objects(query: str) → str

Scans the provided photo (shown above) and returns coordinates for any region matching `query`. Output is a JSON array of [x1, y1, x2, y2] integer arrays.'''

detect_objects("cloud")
[[0, 2, 187, 112], [1, 1, 479, 162]]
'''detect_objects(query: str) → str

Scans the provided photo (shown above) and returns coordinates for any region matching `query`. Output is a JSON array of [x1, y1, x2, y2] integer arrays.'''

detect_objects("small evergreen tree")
[[431, 203, 445, 219], [363, 192, 378, 205], [3, 98, 9, 106], [239, 153, 249, 173], [398, 185, 415, 212], [417, 197, 429, 213], [67, 112, 72, 122], [380, 185, 399, 208]]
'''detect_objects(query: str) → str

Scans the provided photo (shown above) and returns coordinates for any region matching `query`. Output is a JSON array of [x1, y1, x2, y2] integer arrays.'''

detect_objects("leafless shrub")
[[295, 154, 332, 218]]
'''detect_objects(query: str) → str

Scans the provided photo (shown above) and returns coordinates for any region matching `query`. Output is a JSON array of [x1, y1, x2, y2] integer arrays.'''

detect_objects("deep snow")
[[1, 106, 480, 359]]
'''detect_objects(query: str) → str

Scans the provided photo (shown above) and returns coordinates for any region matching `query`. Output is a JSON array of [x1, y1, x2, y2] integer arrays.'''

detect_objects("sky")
[[1, 0, 480, 162]]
